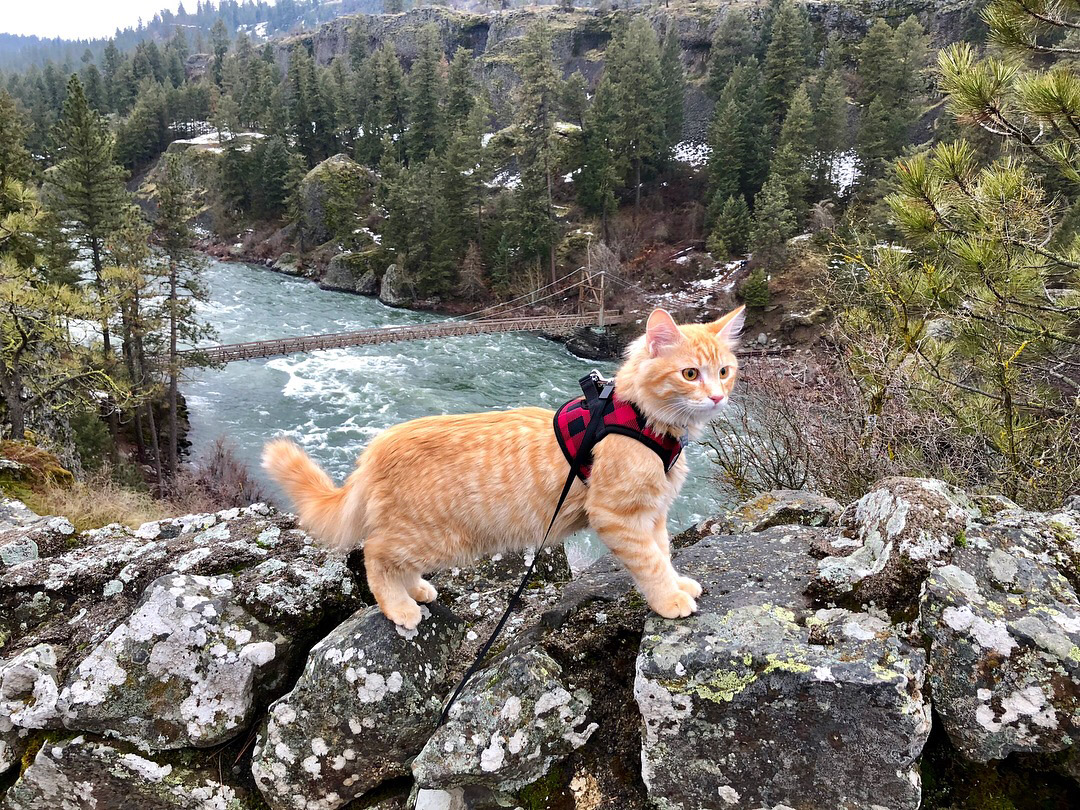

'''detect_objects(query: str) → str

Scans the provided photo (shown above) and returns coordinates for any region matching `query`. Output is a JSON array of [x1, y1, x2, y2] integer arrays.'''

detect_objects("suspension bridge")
[[180, 266, 624, 365], [178, 263, 789, 365]]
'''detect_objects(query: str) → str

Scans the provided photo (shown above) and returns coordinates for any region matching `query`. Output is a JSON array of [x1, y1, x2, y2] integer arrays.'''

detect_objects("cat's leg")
[[364, 544, 423, 630], [406, 571, 438, 604], [653, 515, 702, 599], [590, 506, 697, 619]]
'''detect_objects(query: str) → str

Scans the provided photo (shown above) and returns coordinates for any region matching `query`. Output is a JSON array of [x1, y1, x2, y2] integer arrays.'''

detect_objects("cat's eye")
[[718, 366, 730, 378], [681, 368, 699, 381]]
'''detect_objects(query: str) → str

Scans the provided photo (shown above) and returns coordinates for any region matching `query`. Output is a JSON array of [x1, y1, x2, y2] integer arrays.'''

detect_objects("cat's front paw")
[[649, 588, 697, 619], [675, 575, 702, 599], [409, 578, 438, 603], [384, 601, 423, 630]]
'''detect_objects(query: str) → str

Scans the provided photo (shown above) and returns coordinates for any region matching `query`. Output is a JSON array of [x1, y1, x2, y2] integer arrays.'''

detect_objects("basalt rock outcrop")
[[2, 478, 1080, 808]]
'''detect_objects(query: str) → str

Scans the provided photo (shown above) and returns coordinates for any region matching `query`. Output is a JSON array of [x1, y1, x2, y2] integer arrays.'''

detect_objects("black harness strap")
[[435, 377, 613, 728]]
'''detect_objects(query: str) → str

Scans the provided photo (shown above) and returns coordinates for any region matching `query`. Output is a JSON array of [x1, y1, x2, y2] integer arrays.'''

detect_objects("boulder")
[[813, 477, 978, 612], [413, 647, 597, 792], [0, 643, 61, 775], [635, 529, 931, 810], [0, 505, 360, 736], [297, 154, 376, 248], [4, 737, 247, 809], [379, 263, 414, 307], [251, 604, 464, 810], [271, 252, 306, 277], [920, 507, 1080, 764], [58, 573, 290, 750], [726, 489, 843, 533], [321, 251, 381, 296]]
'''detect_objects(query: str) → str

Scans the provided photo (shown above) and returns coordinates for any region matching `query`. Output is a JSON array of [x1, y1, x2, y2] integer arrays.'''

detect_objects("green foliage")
[[770, 83, 814, 223], [739, 266, 771, 307], [708, 60, 771, 207], [659, 26, 685, 151], [0, 177, 113, 440], [750, 173, 797, 265], [708, 9, 758, 97], [602, 17, 666, 210], [408, 25, 447, 164], [762, 0, 814, 121], [709, 195, 751, 256], [854, 16, 930, 178]]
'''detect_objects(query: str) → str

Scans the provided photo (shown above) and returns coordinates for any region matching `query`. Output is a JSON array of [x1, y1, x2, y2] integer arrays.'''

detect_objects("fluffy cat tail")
[[262, 438, 365, 552]]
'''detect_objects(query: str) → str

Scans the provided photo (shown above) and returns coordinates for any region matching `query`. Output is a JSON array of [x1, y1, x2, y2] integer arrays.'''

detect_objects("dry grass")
[[6, 437, 266, 533], [24, 471, 176, 532]]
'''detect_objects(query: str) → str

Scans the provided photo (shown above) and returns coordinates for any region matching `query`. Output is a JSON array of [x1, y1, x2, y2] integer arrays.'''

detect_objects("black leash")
[[435, 375, 613, 727]]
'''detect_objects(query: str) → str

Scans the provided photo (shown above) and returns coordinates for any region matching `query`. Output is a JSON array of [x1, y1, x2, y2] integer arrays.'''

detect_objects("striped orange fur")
[[263, 306, 745, 628]]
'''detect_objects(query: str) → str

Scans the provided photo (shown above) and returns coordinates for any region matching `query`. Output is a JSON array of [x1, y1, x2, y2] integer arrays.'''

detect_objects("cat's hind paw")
[[409, 578, 438, 603], [649, 588, 697, 620], [384, 600, 423, 630], [675, 575, 703, 599]]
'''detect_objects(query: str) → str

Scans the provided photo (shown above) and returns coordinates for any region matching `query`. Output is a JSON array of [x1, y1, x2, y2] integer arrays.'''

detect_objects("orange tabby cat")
[[263, 306, 744, 629]]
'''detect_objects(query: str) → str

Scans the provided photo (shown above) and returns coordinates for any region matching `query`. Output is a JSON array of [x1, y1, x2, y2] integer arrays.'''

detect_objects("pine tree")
[[708, 9, 757, 97], [708, 195, 751, 256], [514, 20, 561, 281], [102, 40, 125, 112], [562, 71, 589, 128], [154, 154, 212, 478], [604, 17, 665, 214], [762, 0, 813, 122], [750, 174, 796, 265], [375, 44, 409, 165], [210, 19, 229, 87], [811, 70, 848, 198], [408, 25, 446, 164], [0, 92, 31, 185], [659, 26, 685, 150], [0, 178, 109, 441], [769, 83, 814, 223], [576, 81, 619, 242], [254, 136, 304, 218], [708, 60, 770, 204], [45, 75, 128, 367], [446, 46, 476, 129]]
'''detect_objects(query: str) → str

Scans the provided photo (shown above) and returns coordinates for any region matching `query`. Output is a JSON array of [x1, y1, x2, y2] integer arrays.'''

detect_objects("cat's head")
[[616, 306, 745, 436]]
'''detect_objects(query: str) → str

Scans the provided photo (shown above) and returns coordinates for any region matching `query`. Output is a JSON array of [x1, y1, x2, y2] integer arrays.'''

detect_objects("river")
[[184, 259, 727, 565]]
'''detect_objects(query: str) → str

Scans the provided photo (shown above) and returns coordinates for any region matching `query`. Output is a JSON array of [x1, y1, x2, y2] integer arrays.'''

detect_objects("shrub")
[[738, 267, 770, 308]]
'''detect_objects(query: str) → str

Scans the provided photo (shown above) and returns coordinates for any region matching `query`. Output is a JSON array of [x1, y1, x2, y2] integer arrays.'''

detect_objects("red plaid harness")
[[554, 372, 684, 482]]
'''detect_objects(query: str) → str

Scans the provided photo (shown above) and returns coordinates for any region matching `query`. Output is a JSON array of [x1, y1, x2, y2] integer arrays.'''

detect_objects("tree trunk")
[[634, 160, 642, 217], [168, 262, 179, 480], [1, 374, 25, 441]]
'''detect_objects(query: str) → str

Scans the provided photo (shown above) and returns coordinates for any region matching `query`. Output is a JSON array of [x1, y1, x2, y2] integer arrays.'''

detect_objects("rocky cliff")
[[2, 478, 1079, 808], [274, 1, 983, 142]]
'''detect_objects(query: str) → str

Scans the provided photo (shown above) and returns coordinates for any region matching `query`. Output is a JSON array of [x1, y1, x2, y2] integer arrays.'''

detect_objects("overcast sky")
[[3, 2, 190, 40]]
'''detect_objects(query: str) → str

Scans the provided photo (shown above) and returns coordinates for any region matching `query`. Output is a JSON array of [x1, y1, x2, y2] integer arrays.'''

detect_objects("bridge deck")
[[179, 312, 629, 364]]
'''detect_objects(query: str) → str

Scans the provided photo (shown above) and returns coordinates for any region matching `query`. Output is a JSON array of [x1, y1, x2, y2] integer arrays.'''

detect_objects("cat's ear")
[[708, 305, 745, 345], [645, 308, 684, 357]]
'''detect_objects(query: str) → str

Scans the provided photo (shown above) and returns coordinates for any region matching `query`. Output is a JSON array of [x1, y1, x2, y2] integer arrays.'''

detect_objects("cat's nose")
[[709, 394, 725, 404]]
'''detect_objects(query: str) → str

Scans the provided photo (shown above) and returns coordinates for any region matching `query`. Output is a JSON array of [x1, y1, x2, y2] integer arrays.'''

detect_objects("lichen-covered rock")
[[919, 507, 1080, 764], [3, 736, 250, 809], [251, 604, 464, 810], [298, 154, 376, 248], [413, 647, 597, 792], [0, 643, 61, 774], [0, 504, 360, 693], [379, 262, 414, 307], [59, 573, 290, 750], [813, 477, 978, 612], [727, 489, 843, 533], [321, 250, 381, 295], [635, 529, 930, 810]]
